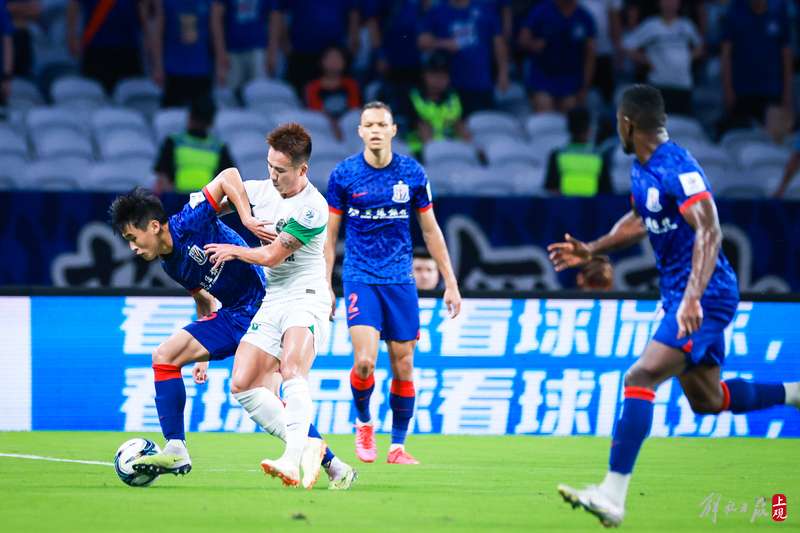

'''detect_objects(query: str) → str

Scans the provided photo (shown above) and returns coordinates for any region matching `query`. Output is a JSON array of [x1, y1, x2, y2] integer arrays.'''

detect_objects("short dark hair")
[[109, 187, 167, 235], [267, 123, 312, 165], [567, 107, 592, 140], [619, 84, 666, 132], [413, 247, 433, 260], [361, 101, 394, 122], [189, 94, 217, 126]]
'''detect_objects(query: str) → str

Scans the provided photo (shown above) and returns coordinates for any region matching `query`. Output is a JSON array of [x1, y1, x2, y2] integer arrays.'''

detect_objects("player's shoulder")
[[244, 178, 276, 205], [392, 153, 426, 178], [657, 141, 702, 174]]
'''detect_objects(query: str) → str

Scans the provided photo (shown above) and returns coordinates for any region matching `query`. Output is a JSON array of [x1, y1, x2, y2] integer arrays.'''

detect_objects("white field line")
[[0, 453, 260, 472]]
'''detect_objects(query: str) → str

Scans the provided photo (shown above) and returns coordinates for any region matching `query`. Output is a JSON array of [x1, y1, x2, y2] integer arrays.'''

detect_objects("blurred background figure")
[[305, 45, 361, 134], [406, 51, 470, 158], [0, 1, 12, 108], [413, 248, 442, 290], [6, 0, 40, 79], [576, 255, 613, 291], [66, 0, 147, 94], [545, 106, 611, 196], [153, 95, 235, 194], [580, 0, 622, 105]]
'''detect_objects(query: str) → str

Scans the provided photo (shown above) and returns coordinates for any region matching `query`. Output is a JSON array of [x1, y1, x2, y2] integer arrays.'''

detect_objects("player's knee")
[[623, 367, 657, 389], [279, 364, 303, 382], [151, 344, 177, 365], [353, 356, 375, 378]]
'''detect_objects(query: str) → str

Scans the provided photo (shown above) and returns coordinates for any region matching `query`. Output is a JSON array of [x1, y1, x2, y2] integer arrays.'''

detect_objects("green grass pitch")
[[0, 432, 796, 531]]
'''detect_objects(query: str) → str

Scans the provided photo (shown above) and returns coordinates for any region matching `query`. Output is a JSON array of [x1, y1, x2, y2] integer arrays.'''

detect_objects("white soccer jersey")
[[243, 179, 329, 302]]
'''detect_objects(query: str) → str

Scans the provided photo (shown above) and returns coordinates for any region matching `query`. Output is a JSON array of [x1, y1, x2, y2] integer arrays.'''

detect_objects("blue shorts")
[[343, 281, 420, 341], [183, 306, 254, 361], [653, 301, 737, 368], [526, 66, 582, 99]]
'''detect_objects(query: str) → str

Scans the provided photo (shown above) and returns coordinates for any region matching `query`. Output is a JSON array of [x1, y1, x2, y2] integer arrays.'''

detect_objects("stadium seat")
[[26, 106, 88, 136], [423, 139, 479, 166], [525, 113, 567, 139], [471, 131, 518, 152], [214, 109, 273, 142], [720, 128, 771, 157], [308, 155, 343, 191], [0, 126, 29, 158], [229, 133, 268, 162], [153, 108, 188, 142], [467, 111, 524, 138], [22, 157, 88, 190], [457, 167, 515, 196], [113, 77, 162, 118], [0, 154, 27, 189], [312, 137, 350, 160], [85, 161, 154, 191], [91, 107, 151, 140], [738, 142, 791, 169], [51, 75, 107, 109], [393, 139, 412, 157], [489, 161, 546, 195], [679, 140, 728, 168], [238, 157, 268, 181], [528, 132, 569, 163], [98, 131, 156, 161], [611, 147, 635, 193], [424, 160, 475, 195], [33, 128, 94, 159], [666, 115, 706, 142], [243, 79, 300, 112], [9, 78, 44, 110], [273, 109, 336, 140], [338, 108, 362, 144], [485, 137, 539, 166]]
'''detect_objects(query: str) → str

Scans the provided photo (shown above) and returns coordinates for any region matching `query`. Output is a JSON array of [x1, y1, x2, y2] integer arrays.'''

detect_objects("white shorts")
[[240, 296, 330, 360]]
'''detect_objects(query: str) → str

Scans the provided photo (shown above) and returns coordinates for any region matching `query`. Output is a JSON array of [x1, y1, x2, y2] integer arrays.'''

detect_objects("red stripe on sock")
[[350, 368, 374, 390], [720, 381, 731, 411], [153, 364, 181, 382], [624, 386, 655, 402], [390, 379, 415, 398]]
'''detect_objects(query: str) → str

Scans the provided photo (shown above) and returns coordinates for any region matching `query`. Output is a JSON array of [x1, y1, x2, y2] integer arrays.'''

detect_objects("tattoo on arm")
[[278, 232, 303, 251]]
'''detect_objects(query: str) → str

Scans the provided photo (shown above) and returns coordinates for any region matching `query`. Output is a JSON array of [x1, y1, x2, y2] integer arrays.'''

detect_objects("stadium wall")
[[1, 292, 798, 438]]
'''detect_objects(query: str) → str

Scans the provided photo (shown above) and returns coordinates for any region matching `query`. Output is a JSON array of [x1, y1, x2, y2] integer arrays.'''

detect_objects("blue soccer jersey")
[[327, 152, 432, 284], [161, 187, 265, 315], [630, 141, 739, 311]]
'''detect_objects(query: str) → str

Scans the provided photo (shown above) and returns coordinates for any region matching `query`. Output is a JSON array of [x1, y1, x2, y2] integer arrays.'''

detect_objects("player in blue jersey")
[[548, 85, 800, 527], [325, 101, 463, 465], [109, 176, 355, 488]]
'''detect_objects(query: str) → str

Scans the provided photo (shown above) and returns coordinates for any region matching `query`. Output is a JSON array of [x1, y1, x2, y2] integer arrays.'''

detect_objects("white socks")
[[282, 377, 312, 466], [164, 439, 189, 457], [599, 471, 630, 507], [233, 387, 287, 441], [389, 444, 404, 452]]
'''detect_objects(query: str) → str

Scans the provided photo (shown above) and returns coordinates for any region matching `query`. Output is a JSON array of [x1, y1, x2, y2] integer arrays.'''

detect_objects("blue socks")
[[390, 379, 415, 446], [350, 368, 374, 423], [722, 379, 786, 413], [609, 386, 654, 475], [153, 364, 186, 441]]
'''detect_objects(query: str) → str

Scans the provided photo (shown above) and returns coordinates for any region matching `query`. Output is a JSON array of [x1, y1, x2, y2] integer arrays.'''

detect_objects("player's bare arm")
[[548, 209, 646, 272], [417, 208, 461, 318], [204, 231, 302, 268], [205, 168, 275, 243], [676, 197, 723, 339], [191, 289, 216, 318], [325, 211, 343, 319]]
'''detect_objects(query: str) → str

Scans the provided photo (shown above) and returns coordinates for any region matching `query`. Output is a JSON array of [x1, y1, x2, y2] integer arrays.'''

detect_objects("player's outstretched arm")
[[205, 168, 275, 242], [676, 197, 723, 338], [418, 208, 462, 318], [547, 209, 646, 271], [324, 212, 342, 319], [204, 231, 303, 268]]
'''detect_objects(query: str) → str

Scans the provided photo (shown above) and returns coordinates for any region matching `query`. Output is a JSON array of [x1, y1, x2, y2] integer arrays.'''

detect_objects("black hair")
[[361, 100, 394, 122], [109, 187, 167, 235], [619, 84, 666, 132], [413, 247, 433, 260], [189, 94, 217, 126], [268, 122, 312, 165], [567, 106, 592, 140]]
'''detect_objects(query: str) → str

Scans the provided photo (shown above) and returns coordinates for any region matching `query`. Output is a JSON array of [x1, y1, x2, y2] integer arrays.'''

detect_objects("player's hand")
[[547, 233, 592, 272], [204, 243, 239, 265], [244, 216, 277, 244], [192, 361, 209, 384], [444, 284, 462, 318], [676, 296, 703, 339], [328, 286, 337, 321]]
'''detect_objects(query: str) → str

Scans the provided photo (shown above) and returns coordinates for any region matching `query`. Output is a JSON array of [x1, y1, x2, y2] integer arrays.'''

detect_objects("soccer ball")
[[114, 438, 161, 487]]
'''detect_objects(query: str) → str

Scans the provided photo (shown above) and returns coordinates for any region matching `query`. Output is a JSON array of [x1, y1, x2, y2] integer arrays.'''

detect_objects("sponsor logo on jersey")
[[646, 187, 662, 213], [346, 207, 408, 219], [392, 181, 410, 203], [644, 216, 679, 234], [188, 245, 208, 265]]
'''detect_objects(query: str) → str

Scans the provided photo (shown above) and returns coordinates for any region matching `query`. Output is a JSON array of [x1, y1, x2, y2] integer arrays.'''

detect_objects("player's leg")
[[230, 340, 283, 439], [344, 281, 383, 462], [382, 283, 421, 464], [559, 338, 686, 527]]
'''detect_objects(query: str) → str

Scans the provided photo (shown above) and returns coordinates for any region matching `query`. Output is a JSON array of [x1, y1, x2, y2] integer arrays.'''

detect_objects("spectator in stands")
[[211, 0, 279, 93], [519, 0, 596, 113], [275, 0, 360, 96], [622, 0, 703, 116], [406, 51, 470, 158], [153, 96, 235, 194], [151, 0, 214, 108], [544, 106, 612, 196], [6, 0, 40, 78], [477, 0, 513, 42], [581, 0, 622, 104], [305, 46, 361, 129], [576, 255, 614, 291], [0, 0, 10, 108], [418, 0, 510, 116], [66, 0, 147, 94], [413, 248, 442, 290], [720, 0, 793, 130], [773, 136, 800, 198]]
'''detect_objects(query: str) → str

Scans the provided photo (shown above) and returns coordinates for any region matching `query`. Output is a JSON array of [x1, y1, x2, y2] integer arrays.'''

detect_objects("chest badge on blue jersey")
[[392, 181, 410, 203], [646, 187, 662, 213], [188, 245, 208, 265]]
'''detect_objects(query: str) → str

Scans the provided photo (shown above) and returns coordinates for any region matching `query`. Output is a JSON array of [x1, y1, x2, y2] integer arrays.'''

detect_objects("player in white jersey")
[[204, 124, 338, 489]]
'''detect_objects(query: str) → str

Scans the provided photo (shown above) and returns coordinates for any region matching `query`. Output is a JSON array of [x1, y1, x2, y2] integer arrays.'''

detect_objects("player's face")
[[616, 109, 635, 155], [121, 221, 162, 261], [267, 147, 307, 196], [413, 258, 440, 290], [358, 108, 397, 151]]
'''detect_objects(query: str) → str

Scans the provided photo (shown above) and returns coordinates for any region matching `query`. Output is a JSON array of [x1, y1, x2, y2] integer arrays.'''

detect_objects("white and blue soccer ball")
[[114, 438, 161, 487]]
